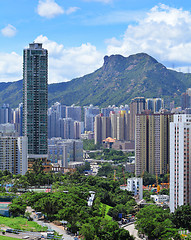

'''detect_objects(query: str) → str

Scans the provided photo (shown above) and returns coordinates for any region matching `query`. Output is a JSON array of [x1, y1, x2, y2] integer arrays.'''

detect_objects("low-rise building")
[[150, 194, 169, 203], [127, 177, 143, 199]]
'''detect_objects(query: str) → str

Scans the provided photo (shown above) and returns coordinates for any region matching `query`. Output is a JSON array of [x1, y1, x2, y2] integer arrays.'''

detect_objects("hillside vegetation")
[[1, 53, 191, 108]]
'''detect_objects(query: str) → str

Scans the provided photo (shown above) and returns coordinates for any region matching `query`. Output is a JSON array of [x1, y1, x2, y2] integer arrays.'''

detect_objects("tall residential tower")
[[23, 43, 48, 162], [170, 114, 191, 212]]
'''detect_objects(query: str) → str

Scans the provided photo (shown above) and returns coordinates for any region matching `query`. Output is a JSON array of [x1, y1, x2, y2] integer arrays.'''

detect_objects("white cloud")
[[106, 4, 191, 69], [0, 52, 22, 82], [65, 7, 80, 15], [37, 0, 64, 18], [35, 35, 103, 83], [1, 24, 17, 37]]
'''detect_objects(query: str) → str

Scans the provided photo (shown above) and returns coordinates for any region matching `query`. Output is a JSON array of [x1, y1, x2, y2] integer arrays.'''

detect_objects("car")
[[6, 229, 13, 233]]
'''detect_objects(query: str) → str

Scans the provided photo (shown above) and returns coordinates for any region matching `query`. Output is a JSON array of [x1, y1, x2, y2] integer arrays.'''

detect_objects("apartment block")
[[135, 112, 173, 176], [170, 114, 191, 212]]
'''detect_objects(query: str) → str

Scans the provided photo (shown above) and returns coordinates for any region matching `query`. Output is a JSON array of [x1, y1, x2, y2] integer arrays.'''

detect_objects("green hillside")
[[0, 53, 191, 108]]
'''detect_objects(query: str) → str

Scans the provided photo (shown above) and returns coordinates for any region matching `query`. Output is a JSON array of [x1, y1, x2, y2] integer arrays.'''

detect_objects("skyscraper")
[[23, 43, 48, 162], [135, 112, 173, 176], [170, 114, 191, 212], [130, 97, 146, 141]]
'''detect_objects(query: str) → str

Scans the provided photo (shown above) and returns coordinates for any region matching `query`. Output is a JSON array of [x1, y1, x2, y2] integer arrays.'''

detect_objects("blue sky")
[[1, 0, 191, 83]]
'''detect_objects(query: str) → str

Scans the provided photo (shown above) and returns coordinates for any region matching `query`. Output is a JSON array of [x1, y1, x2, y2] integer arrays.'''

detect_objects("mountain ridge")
[[0, 53, 190, 108]]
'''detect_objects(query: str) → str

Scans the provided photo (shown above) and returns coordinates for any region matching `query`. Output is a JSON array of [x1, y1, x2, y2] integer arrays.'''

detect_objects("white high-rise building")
[[0, 124, 27, 175], [170, 114, 191, 212]]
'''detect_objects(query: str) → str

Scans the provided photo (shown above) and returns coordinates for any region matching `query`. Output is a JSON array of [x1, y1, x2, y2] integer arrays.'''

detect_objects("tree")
[[117, 228, 134, 240], [80, 223, 96, 240], [159, 188, 169, 195], [136, 205, 180, 239], [108, 204, 127, 220], [97, 163, 113, 177], [9, 198, 27, 217], [171, 205, 191, 231]]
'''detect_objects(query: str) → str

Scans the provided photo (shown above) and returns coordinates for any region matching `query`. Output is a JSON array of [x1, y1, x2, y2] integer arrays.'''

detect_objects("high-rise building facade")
[[170, 114, 191, 212], [66, 105, 81, 122], [84, 105, 100, 132], [130, 97, 146, 141], [13, 103, 23, 136], [181, 88, 191, 110], [135, 112, 173, 176], [48, 138, 83, 168], [94, 111, 130, 144], [23, 43, 48, 160], [94, 114, 111, 145], [0, 104, 13, 124], [0, 124, 27, 175]]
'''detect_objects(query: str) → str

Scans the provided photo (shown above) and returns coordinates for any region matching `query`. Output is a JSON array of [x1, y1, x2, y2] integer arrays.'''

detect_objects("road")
[[27, 206, 74, 240], [124, 223, 142, 240]]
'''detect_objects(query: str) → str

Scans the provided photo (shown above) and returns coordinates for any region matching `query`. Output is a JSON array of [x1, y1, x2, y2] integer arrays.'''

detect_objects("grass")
[[0, 236, 20, 240], [100, 203, 113, 221], [0, 216, 47, 232]]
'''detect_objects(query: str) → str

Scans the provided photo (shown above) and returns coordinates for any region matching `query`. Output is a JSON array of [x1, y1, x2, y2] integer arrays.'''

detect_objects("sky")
[[1, 0, 191, 84]]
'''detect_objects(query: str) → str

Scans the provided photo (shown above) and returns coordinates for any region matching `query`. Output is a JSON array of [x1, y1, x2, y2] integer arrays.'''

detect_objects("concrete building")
[[57, 118, 75, 139], [94, 114, 111, 144], [0, 124, 27, 175], [170, 114, 191, 212], [48, 102, 66, 138], [181, 88, 191, 110], [101, 106, 114, 117], [84, 105, 100, 132], [146, 98, 155, 112], [23, 43, 48, 163], [0, 104, 13, 124], [155, 98, 164, 112], [74, 121, 81, 139], [48, 138, 83, 168], [13, 103, 23, 136], [94, 111, 130, 144], [135, 112, 173, 176], [66, 105, 81, 122], [127, 177, 143, 199], [130, 97, 146, 141], [146, 98, 164, 113], [150, 195, 169, 204]]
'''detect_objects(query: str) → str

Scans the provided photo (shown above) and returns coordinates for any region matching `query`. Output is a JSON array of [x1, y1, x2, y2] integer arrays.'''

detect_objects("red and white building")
[[170, 114, 191, 212]]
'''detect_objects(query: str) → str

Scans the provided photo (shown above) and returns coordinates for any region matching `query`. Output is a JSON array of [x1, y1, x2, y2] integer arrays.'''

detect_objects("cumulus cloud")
[[1, 24, 17, 37], [0, 52, 22, 82], [106, 4, 191, 71], [37, 0, 64, 18], [35, 35, 103, 83]]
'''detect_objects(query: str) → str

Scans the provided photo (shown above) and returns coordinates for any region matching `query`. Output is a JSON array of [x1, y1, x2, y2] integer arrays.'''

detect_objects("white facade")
[[127, 177, 143, 199], [0, 136, 28, 175], [150, 195, 169, 203], [170, 114, 191, 212]]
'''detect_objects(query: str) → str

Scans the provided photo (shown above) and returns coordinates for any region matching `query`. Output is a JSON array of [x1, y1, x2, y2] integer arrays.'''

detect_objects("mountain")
[[1, 53, 191, 108]]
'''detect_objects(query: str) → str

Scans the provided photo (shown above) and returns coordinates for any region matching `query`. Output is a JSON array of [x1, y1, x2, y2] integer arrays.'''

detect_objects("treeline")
[[136, 204, 191, 239], [88, 148, 134, 164], [0, 169, 136, 240]]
